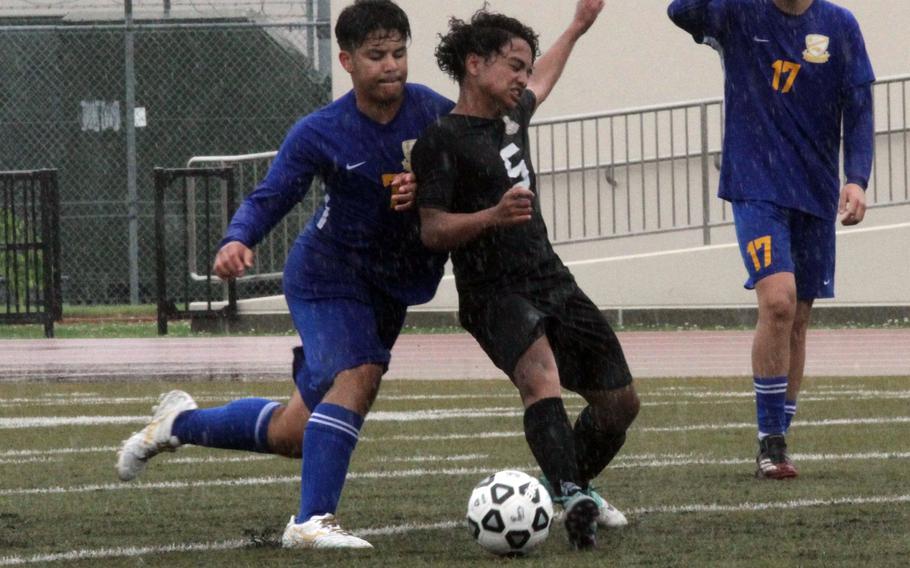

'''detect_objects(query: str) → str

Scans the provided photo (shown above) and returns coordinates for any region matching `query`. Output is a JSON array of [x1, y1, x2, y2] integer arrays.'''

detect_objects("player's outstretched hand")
[[493, 186, 534, 227], [213, 241, 255, 279], [838, 183, 866, 226], [571, 0, 605, 36], [391, 172, 417, 212]]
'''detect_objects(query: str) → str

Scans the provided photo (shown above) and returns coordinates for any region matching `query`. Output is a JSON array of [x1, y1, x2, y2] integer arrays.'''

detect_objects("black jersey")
[[413, 90, 572, 297]]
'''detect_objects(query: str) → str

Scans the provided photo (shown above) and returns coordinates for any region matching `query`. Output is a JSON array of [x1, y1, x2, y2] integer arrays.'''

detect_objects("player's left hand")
[[391, 172, 417, 212], [571, 0, 605, 36], [838, 183, 866, 226]]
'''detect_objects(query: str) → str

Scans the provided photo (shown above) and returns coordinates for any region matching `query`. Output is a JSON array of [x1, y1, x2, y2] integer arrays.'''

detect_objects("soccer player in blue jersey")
[[116, 0, 453, 548], [668, 0, 875, 479]]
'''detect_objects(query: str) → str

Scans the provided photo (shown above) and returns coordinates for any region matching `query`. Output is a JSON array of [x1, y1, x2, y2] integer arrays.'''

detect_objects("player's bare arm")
[[213, 241, 255, 279], [838, 183, 866, 226], [527, 0, 604, 108], [390, 172, 417, 211], [420, 186, 534, 251]]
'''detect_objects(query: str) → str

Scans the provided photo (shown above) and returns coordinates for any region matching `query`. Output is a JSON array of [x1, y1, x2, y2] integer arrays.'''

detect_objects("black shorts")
[[459, 283, 633, 392]]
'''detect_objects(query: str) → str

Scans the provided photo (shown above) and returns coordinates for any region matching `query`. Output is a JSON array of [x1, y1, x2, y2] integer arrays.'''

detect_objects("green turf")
[[1, 376, 909, 566]]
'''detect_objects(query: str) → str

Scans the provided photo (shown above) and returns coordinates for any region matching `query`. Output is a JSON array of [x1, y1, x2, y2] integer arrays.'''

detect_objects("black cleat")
[[755, 435, 798, 479]]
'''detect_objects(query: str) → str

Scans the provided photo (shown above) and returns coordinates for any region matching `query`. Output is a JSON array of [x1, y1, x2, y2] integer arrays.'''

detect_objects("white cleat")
[[116, 390, 197, 481], [282, 514, 373, 550], [592, 495, 629, 528]]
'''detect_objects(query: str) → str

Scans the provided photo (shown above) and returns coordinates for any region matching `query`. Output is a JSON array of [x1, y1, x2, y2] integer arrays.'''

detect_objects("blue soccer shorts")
[[284, 241, 407, 411], [731, 199, 836, 300]]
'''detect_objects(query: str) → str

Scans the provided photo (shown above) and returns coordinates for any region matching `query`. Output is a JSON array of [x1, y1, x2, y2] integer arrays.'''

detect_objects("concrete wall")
[[412, 217, 910, 314]]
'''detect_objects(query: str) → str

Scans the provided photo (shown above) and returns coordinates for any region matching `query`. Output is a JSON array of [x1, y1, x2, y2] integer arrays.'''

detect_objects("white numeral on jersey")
[[500, 143, 531, 187]]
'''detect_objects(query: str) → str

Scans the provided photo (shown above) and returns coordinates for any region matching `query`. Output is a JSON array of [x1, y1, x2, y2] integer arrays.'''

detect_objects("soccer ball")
[[466, 470, 553, 556]]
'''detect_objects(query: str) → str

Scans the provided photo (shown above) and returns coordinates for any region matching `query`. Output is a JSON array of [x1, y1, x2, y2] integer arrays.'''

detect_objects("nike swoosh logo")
[[346, 161, 367, 171], [753, 37, 770, 43]]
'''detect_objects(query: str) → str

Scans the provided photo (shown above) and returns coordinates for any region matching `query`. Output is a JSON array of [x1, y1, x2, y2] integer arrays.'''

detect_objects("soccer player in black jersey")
[[412, 0, 639, 550]]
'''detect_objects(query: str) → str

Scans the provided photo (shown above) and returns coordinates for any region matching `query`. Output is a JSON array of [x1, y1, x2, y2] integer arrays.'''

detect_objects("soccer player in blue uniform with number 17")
[[116, 0, 453, 549], [668, 0, 874, 478]]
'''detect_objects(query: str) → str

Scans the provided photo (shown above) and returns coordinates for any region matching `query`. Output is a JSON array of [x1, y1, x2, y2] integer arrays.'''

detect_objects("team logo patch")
[[802, 34, 830, 64]]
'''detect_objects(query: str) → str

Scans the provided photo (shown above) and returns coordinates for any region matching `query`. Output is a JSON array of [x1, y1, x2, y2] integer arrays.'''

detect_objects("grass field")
[[1, 375, 909, 566]]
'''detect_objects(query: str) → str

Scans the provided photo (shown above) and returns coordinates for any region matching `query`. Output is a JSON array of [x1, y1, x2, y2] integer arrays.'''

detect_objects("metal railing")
[[185, 152, 325, 293], [153, 166, 236, 335], [0, 169, 62, 337], [532, 73, 910, 246], [179, 73, 910, 294]]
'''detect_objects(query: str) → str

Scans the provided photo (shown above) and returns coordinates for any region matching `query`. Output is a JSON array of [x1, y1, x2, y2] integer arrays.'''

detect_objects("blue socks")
[[785, 399, 798, 431], [297, 403, 364, 523], [754, 376, 788, 438], [171, 398, 279, 453]]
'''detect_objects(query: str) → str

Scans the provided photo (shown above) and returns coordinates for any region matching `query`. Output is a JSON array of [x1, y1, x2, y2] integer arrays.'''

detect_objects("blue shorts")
[[731, 200, 835, 300], [284, 242, 407, 411]]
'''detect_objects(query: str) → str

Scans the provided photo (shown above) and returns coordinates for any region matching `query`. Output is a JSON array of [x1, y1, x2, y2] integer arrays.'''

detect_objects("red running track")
[[1, 329, 908, 382]]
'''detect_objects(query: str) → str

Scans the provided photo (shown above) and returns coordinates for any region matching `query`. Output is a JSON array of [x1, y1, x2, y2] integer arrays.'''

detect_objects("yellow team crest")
[[803, 34, 830, 64]]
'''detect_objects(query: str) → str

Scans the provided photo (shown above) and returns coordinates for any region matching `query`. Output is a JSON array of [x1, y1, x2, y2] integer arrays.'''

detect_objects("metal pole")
[[699, 103, 711, 246], [163, 0, 171, 17], [317, 0, 331, 75], [125, 0, 140, 304]]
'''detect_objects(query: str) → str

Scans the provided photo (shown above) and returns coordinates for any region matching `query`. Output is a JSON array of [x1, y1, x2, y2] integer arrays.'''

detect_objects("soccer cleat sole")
[[564, 496, 599, 550]]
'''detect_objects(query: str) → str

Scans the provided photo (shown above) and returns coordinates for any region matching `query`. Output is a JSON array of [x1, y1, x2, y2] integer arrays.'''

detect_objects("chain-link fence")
[[0, 5, 331, 305]]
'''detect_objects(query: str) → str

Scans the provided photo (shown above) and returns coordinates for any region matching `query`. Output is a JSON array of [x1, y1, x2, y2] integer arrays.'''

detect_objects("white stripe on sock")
[[253, 402, 281, 451], [308, 414, 360, 441]]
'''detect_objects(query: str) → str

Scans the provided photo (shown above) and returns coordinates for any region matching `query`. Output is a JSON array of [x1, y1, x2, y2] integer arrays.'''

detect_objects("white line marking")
[[9, 408, 910, 431], [0, 446, 118, 458], [379, 453, 488, 463], [0, 467, 515, 497], [0, 539, 249, 566], [639, 416, 910, 433], [630, 493, 910, 515], [0, 456, 53, 466], [0, 416, 149, 429], [3, 494, 910, 565], [5, 449, 910, 496]]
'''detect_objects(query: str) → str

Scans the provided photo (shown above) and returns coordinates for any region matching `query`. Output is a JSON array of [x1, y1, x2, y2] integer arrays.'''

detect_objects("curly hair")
[[335, 0, 411, 52], [435, 7, 540, 83]]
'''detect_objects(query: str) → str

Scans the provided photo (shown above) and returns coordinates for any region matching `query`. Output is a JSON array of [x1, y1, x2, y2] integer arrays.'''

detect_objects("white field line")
[[5, 388, 910, 409], [6, 409, 910, 431], [5, 450, 910, 497], [3, 494, 910, 566], [0, 457, 53, 466], [639, 416, 910, 433], [0, 447, 487, 467], [0, 467, 515, 497]]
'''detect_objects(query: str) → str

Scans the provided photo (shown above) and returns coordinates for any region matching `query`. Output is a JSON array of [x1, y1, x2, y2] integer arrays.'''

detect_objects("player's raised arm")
[[526, 0, 604, 109]]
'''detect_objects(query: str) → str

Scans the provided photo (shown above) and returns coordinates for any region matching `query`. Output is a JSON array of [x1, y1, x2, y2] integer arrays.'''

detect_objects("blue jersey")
[[222, 83, 454, 305], [668, 0, 875, 220]]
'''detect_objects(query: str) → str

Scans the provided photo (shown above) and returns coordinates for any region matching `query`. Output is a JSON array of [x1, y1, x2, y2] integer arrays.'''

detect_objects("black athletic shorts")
[[458, 282, 633, 392]]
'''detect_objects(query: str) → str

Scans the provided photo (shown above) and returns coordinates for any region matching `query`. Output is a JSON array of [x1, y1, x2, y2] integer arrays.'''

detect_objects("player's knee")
[[588, 386, 639, 432], [760, 292, 796, 324]]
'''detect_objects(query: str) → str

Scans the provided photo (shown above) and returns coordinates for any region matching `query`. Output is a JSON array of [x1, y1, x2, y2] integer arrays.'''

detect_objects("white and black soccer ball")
[[466, 469, 553, 556]]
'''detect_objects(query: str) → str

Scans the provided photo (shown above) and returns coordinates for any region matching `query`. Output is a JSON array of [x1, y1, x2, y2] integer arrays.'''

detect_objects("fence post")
[[699, 103, 712, 246], [154, 168, 169, 335]]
